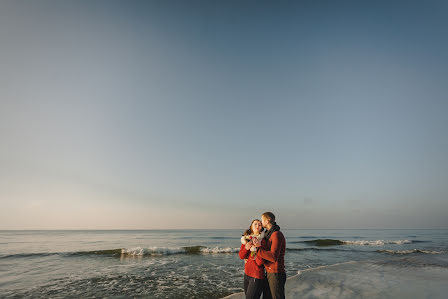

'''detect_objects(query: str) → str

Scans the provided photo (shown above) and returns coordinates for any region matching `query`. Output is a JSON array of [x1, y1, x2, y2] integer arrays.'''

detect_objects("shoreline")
[[222, 258, 448, 298], [221, 270, 301, 299]]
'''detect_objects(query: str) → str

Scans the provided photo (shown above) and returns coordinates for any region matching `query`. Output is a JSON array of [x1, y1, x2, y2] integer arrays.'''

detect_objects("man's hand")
[[252, 238, 261, 248]]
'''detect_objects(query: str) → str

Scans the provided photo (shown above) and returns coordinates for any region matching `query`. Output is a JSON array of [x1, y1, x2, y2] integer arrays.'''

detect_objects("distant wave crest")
[[294, 239, 419, 246], [76, 246, 240, 257], [343, 240, 413, 246], [376, 249, 446, 255], [0, 246, 240, 260], [121, 246, 239, 256]]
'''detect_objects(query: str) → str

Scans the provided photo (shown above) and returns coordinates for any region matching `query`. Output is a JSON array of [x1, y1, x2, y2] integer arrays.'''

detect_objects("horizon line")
[[1, 228, 447, 231]]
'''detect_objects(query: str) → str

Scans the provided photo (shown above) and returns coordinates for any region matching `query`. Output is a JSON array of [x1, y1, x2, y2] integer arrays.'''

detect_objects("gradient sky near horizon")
[[1, 0, 447, 229]]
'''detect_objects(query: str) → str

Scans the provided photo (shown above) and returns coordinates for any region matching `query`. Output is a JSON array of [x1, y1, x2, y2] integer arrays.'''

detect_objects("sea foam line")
[[0, 246, 240, 259], [343, 240, 413, 246], [120, 246, 239, 256], [376, 249, 446, 255], [298, 239, 417, 246]]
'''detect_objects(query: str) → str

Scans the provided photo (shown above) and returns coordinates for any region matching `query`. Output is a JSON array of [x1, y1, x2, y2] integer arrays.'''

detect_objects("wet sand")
[[222, 259, 448, 298]]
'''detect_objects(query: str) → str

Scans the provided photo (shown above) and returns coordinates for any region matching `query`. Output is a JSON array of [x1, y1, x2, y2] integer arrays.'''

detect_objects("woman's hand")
[[252, 238, 261, 248], [245, 240, 253, 250]]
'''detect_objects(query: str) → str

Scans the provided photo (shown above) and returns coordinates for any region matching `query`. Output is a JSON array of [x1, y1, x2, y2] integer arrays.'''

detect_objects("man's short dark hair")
[[262, 212, 275, 223]]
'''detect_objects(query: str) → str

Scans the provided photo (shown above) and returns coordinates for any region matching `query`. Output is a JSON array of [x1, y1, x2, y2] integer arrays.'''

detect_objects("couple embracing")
[[239, 212, 286, 299]]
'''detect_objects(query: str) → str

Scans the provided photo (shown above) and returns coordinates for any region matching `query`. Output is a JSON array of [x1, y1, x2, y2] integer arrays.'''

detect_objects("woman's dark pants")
[[244, 274, 264, 299]]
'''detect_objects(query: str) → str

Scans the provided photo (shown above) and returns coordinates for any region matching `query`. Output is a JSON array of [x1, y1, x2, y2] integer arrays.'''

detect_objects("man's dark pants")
[[263, 272, 286, 299]]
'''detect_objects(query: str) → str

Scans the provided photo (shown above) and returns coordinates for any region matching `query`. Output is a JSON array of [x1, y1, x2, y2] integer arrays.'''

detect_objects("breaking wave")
[[376, 249, 446, 255], [2, 243, 443, 260], [344, 240, 413, 246], [292, 239, 423, 246], [0, 246, 240, 259], [121, 246, 239, 256], [286, 248, 361, 252]]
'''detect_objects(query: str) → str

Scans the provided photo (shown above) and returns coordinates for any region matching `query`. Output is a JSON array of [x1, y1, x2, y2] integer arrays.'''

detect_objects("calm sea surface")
[[1, 229, 447, 298]]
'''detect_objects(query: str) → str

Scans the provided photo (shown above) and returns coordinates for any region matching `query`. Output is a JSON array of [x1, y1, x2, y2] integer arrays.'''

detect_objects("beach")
[[224, 256, 448, 298], [1, 229, 447, 298]]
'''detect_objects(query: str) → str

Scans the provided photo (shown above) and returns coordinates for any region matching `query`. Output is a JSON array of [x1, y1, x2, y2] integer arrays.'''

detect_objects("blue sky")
[[1, 0, 447, 229]]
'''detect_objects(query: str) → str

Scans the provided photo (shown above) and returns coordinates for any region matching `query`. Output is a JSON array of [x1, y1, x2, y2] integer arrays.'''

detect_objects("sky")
[[0, 0, 447, 229]]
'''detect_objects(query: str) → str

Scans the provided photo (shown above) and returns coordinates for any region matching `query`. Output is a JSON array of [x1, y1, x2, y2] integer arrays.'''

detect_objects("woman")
[[239, 219, 266, 299]]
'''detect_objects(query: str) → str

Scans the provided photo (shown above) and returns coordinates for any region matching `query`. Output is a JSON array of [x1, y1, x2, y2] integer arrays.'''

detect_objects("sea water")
[[1, 229, 447, 298]]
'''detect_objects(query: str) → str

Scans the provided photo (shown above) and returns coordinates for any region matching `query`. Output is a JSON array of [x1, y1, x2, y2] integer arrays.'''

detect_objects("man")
[[256, 212, 286, 299]]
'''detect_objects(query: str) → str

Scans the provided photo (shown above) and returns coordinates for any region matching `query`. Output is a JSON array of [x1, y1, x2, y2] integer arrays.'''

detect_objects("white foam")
[[120, 246, 239, 256], [200, 247, 239, 253], [378, 249, 446, 254], [222, 260, 448, 298], [121, 247, 185, 256], [343, 239, 412, 246]]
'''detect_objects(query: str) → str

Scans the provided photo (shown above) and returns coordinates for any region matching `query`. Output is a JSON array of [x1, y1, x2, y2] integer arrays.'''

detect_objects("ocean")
[[1, 229, 447, 298]]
